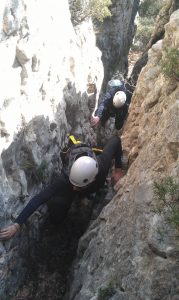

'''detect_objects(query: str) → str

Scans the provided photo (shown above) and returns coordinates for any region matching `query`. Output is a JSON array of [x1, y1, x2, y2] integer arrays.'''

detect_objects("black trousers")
[[101, 135, 122, 169], [100, 108, 127, 130]]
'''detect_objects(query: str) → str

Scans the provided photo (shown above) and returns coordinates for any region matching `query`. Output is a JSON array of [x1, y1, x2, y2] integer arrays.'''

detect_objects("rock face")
[[129, 0, 178, 87], [95, 0, 140, 89], [0, 0, 139, 299], [0, 0, 103, 298], [66, 11, 179, 300]]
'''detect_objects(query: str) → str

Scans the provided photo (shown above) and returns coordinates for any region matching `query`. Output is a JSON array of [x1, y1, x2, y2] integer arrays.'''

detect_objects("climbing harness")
[[69, 135, 81, 145], [64, 135, 103, 154]]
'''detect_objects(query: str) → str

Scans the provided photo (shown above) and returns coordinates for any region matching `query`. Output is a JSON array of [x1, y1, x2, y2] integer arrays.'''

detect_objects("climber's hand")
[[90, 116, 100, 127], [0, 223, 20, 240], [111, 168, 124, 185]]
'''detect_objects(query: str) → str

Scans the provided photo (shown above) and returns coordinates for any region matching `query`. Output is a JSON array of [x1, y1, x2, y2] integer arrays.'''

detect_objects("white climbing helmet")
[[113, 91, 126, 108], [69, 156, 98, 187], [108, 79, 123, 89]]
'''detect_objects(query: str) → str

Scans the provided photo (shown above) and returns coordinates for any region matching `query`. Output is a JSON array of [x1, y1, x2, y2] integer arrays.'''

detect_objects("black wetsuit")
[[15, 136, 122, 225]]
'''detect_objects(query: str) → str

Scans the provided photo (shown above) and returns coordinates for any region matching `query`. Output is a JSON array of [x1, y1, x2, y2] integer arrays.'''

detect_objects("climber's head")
[[69, 156, 98, 188], [113, 91, 126, 108]]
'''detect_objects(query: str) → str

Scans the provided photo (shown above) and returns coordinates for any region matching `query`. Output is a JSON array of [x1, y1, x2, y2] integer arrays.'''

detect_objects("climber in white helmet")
[[69, 156, 98, 187], [113, 91, 126, 108], [91, 78, 131, 130], [0, 135, 125, 240]]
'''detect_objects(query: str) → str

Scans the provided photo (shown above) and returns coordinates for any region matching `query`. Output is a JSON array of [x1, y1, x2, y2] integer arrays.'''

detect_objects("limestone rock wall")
[[0, 0, 103, 298], [66, 10, 179, 300], [95, 0, 140, 89], [0, 0, 139, 297]]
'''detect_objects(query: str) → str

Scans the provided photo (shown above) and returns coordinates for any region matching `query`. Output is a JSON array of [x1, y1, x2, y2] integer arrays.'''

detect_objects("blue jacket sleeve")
[[96, 91, 113, 118]]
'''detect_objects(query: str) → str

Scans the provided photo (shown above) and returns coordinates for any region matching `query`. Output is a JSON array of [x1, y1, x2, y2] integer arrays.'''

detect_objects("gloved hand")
[[0, 223, 20, 240], [111, 168, 124, 185], [90, 116, 100, 127]]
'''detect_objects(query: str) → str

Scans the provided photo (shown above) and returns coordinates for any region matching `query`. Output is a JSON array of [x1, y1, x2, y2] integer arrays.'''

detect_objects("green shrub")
[[161, 48, 179, 80], [132, 17, 154, 51], [75, 0, 112, 22], [139, 0, 165, 18], [22, 159, 48, 184], [97, 282, 116, 300], [132, 0, 165, 51], [153, 176, 179, 229]]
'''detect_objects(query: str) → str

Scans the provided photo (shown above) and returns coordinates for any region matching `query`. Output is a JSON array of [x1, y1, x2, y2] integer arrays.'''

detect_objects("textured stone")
[[67, 10, 179, 300], [95, 0, 140, 88], [0, 1, 103, 299]]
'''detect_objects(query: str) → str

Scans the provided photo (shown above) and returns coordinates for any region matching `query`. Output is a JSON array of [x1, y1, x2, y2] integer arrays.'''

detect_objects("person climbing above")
[[91, 78, 131, 130], [0, 135, 124, 241]]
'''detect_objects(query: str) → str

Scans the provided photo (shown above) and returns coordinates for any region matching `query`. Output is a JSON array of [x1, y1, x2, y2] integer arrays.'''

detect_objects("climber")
[[91, 79, 131, 130], [0, 135, 124, 241]]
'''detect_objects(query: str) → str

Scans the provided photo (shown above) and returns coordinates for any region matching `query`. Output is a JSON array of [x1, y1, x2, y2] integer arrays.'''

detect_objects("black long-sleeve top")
[[15, 136, 122, 225]]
